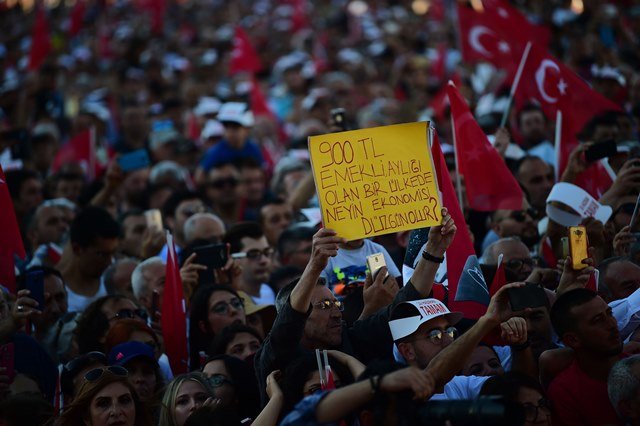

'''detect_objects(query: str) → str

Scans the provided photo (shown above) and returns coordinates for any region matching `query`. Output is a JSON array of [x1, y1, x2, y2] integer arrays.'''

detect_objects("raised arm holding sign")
[[308, 122, 442, 240]]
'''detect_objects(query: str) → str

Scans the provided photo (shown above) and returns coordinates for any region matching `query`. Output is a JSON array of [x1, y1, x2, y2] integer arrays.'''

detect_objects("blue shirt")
[[199, 139, 263, 172]]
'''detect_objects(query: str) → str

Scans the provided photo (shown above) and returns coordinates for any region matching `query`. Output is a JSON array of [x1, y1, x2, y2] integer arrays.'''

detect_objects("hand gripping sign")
[[308, 122, 442, 240]]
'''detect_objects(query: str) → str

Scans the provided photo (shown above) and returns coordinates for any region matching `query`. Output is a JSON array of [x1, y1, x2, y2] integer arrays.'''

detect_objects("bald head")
[[183, 212, 225, 246]]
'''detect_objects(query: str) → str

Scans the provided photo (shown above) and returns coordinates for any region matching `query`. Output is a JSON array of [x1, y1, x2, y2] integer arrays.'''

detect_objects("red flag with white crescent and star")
[[229, 27, 262, 75], [447, 81, 524, 211]]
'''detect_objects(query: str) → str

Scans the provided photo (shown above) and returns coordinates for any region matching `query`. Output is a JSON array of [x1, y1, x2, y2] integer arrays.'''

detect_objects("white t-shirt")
[[250, 284, 276, 306], [430, 375, 489, 400], [321, 239, 401, 286], [66, 278, 108, 313]]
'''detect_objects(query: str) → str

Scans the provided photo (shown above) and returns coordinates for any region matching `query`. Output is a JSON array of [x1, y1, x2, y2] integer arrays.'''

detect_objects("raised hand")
[[425, 208, 456, 258], [309, 228, 346, 273]]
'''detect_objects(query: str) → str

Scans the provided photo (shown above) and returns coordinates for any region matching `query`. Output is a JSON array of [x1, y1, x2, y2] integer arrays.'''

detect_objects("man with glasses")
[[391, 290, 537, 400], [205, 163, 242, 226], [483, 201, 540, 251], [60, 206, 121, 313], [225, 222, 276, 305]]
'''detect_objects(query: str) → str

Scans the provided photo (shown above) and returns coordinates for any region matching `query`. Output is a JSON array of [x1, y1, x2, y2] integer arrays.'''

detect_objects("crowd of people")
[[2, 0, 640, 425]]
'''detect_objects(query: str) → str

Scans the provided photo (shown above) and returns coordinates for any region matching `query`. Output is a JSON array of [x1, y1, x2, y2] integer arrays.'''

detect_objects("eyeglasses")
[[64, 351, 107, 374], [522, 398, 551, 422], [209, 178, 239, 189], [414, 327, 458, 345], [506, 209, 537, 222], [232, 247, 275, 260], [312, 299, 344, 311], [84, 366, 128, 382], [504, 257, 536, 271], [110, 309, 149, 322], [208, 374, 234, 388], [211, 298, 244, 315], [180, 205, 206, 218]]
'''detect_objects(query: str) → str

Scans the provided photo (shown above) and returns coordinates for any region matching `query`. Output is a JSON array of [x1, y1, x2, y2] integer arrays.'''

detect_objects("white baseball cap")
[[217, 102, 254, 127], [389, 299, 463, 341]]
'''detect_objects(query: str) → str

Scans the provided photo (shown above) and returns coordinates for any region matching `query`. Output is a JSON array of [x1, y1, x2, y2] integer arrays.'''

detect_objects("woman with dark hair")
[[461, 343, 505, 377], [188, 285, 246, 369], [74, 295, 147, 354], [57, 366, 152, 426], [209, 323, 262, 361], [202, 354, 261, 421], [279, 351, 362, 417], [480, 372, 551, 426]]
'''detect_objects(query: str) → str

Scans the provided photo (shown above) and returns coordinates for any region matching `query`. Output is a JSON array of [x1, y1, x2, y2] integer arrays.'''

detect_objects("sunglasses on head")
[[84, 365, 128, 382], [64, 351, 107, 375], [110, 309, 148, 322]]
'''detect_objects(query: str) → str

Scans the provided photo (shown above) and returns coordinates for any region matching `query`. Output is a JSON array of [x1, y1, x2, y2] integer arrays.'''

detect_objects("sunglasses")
[[211, 298, 244, 315], [84, 366, 128, 382], [64, 351, 107, 374], [232, 247, 275, 260], [209, 178, 238, 189], [504, 257, 536, 271], [110, 309, 148, 322], [313, 299, 344, 311], [208, 374, 234, 388], [415, 327, 458, 345], [507, 208, 538, 222]]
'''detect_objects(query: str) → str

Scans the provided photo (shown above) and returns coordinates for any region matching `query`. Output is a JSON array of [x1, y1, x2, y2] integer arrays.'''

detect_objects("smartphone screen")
[[144, 209, 163, 232], [569, 226, 589, 270], [193, 244, 229, 286], [117, 149, 151, 172], [25, 270, 45, 308]]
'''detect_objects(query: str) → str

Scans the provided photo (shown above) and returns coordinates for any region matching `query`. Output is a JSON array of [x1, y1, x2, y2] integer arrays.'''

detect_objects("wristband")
[[510, 340, 531, 351], [422, 251, 444, 264]]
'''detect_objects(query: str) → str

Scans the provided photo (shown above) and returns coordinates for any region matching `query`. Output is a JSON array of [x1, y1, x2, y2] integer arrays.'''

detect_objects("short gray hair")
[[131, 256, 165, 300], [183, 212, 224, 246], [608, 355, 640, 418], [480, 237, 524, 264]]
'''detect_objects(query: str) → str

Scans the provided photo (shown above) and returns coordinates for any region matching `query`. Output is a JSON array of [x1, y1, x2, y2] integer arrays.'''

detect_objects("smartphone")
[[0, 343, 15, 384], [366, 253, 388, 280], [193, 243, 229, 286], [117, 149, 151, 172], [585, 140, 617, 162], [25, 270, 45, 308], [508, 283, 547, 312], [569, 226, 589, 270], [561, 237, 569, 259], [331, 108, 347, 131], [144, 209, 163, 232]]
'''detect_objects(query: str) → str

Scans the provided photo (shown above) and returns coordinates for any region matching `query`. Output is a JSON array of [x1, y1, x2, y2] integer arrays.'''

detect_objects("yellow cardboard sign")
[[308, 122, 441, 240]]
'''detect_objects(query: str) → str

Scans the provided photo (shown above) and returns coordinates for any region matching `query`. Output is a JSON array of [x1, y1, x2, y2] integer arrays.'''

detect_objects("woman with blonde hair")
[[158, 372, 216, 426], [57, 366, 152, 426]]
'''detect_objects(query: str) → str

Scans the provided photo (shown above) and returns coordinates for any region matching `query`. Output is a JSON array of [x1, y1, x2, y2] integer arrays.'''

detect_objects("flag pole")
[[554, 110, 562, 182], [499, 42, 532, 128], [448, 82, 464, 211]]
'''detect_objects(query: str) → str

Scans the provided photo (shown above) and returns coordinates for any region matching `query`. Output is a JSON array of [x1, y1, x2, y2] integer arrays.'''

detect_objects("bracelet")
[[510, 340, 531, 351], [369, 374, 384, 395], [422, 250, 444, 264]]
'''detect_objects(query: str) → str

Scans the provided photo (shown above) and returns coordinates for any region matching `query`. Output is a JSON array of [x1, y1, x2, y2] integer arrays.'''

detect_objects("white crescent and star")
[[469, 26, 510, 57], [535, 59, 568, 104]]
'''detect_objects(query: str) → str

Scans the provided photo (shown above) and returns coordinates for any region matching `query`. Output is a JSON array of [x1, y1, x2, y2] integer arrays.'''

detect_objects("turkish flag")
[[52, 129, 97, 180], [68, 0, 85, 37], [432, 133, 485, 318], [162, 232, 189, 374], [250, 76, 274, 118], [0, 164, 26, 293], [229, 27, 262, 75], [456, 0, 548, 72], [515, 43, 621, 135], [447, 82, 523, 211], [28, 6, 52, 71]]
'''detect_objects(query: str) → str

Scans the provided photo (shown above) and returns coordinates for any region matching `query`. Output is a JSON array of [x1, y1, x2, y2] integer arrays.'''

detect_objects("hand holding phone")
[[366, 253, 388, 281], [25, 270, 45, 308], [117, 149, 151, 172], [193, 244, 230, 286], [144, 209, 164, 232], [569, 226, 589, 270], [508, 283, 547, 312]]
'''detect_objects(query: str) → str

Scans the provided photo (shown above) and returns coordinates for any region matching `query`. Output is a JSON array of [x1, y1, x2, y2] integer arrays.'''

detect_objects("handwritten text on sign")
[[309, 122, 441, 240]]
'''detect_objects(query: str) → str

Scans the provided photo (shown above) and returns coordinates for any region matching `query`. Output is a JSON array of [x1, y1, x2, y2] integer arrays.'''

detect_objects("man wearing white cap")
[[389, 284, 536, 400], [197, 102, 263, 178]]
